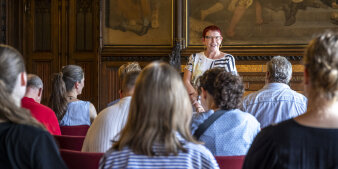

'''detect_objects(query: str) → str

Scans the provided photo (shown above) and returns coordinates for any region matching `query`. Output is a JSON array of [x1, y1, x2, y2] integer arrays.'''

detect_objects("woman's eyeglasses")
[[204, 36, 222, 40]]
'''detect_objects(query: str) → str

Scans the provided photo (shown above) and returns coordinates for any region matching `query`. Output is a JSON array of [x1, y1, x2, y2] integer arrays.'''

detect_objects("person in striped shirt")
[[99, 61, 219, 169], [183, 25, 238, 113]]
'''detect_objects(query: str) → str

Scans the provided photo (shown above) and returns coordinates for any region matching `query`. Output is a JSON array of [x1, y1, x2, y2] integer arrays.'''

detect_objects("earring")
[[219, 43, 222, 49]]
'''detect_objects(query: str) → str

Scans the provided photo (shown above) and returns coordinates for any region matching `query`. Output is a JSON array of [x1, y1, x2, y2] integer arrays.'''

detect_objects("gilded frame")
[[101, 0, 174, 48], [184, 0, 338, 56]]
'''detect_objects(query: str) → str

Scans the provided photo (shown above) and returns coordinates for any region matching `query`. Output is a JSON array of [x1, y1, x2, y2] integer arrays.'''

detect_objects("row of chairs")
[[56, 125, 245, 169], [60, 125, 90, 136], [59, 149, 245, 169]]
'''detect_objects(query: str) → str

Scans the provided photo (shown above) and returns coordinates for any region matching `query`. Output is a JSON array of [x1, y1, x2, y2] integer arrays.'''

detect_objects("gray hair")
[[27, 74, 43, 89], [266, 56, 292, 84]]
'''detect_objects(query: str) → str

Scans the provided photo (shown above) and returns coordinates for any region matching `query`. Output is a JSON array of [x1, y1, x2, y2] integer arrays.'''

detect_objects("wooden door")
[[68, 0, 99, 107], [23, 0, 60, 105], [23, 0, 99, 107]]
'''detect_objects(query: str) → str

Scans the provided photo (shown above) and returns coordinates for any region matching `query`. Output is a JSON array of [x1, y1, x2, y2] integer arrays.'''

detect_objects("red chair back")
[[215, 156, 245, 169], [60, 149, 104, 169], [60, 125, 90, 136], [54, 135, 85, 151]]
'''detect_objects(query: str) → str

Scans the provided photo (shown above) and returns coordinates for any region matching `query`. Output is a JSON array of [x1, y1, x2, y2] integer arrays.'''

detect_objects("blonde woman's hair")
[[0, 44, 44, 129], [304, 31, 338, 101], [118, 62, 141, 80], [113, 61, 197, 156]]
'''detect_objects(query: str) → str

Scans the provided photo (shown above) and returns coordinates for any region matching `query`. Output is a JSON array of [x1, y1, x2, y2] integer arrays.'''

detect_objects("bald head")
[[27, 74, 43, 89], [25, 74, 43, 103]]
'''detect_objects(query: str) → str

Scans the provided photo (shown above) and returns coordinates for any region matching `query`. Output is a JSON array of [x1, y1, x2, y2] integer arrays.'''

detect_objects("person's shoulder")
[[196, 51, 205, 56], [96, 106, 116, 120], [102, 146, 131, 162], [290, 89, 307, 99], [184, 142, 215, 159], [183, 142, 219, 168], [36, 103, 55, 114], [192, 110, 213, 122], [193, 51, 208, 58], [102, 98, 130, 114], [243, 90, 261, 103], [226, 109, 260, 126], [223, 53, 234, 57], [261, 119, 297, 138], [7, 123, 50, 140], [235, 109, 259, 121], [68, 100, 89, 106]]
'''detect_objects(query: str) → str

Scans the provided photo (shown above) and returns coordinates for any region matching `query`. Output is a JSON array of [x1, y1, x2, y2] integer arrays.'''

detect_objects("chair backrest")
[[54, 135, 86, 151], [60, 125, 90, 136], [215, 156, 245, 169], [60, 149, 104, 169]]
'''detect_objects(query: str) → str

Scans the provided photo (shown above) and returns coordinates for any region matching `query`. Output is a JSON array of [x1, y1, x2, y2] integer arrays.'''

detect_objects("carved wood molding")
[[101, 54, 303, 62], [101, 56, 168, 62], [240, 72, 303, 82], [0, 0, 6, 44], [234, 55, 302, 61]]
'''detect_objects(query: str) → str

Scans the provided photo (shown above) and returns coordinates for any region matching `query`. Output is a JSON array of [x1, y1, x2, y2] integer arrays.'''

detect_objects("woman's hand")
[[189, 92, 198, 103], [192, 100, 205, 113]]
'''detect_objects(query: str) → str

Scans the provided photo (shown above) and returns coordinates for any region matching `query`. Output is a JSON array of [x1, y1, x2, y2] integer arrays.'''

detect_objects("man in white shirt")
[[82, 71, 140, 152], [242, 56, 307, 128]]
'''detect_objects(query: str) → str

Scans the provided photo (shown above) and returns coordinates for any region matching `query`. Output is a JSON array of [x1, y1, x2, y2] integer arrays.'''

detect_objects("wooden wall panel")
[[237, 62, 304, 96], [1, 0, 23, 52], [98, 60, 305, 111], [74, 60, 98, 107], [240, 72, 304, 96], [99, 62, 121, 111], [31, 60, 52, 105], [68, 0, 99, 109]]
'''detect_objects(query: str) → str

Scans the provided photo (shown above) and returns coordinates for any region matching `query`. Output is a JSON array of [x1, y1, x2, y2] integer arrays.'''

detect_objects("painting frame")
[[101, 0, 174, 49], [184, 0, 338, 56]]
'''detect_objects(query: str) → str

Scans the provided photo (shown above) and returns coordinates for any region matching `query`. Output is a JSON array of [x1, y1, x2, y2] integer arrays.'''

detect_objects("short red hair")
[[202, 25, 222, 38]]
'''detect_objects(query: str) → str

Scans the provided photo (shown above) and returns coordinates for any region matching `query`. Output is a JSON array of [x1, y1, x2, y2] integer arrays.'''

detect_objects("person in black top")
[[243, 31, 338, 169], [0, 45, 67, 169]]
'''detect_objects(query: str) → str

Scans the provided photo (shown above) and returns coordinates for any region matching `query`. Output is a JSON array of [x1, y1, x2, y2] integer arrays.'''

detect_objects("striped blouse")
[[99, 135, 219, 169], [185, 52, 238, 87]]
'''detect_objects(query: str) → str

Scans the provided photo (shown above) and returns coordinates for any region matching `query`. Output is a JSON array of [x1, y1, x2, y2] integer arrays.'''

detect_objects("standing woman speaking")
[[183, 25, 238, 112]]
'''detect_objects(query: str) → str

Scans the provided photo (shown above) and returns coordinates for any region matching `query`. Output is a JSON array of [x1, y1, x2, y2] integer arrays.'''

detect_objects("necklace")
[[68, 96, 76, 100]]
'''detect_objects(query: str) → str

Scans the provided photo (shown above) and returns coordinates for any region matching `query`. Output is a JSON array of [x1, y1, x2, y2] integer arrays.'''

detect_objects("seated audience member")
[[82, 71, 140, 152], [243, 31, 338, 169], [242, 56, 307, 128], [0, 45, 67, 168], [49, 65, 97, 126], [107, 62, 141, 107], [21, 74, 61, 135], [191, 68, 260, 156], [99, 62, 219, 169]]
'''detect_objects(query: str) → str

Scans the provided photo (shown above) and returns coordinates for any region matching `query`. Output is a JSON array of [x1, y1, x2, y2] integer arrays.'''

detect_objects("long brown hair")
[[49, 65, 84, 120], [113, 62, 197, 156], [0, 44, 44, 129]]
